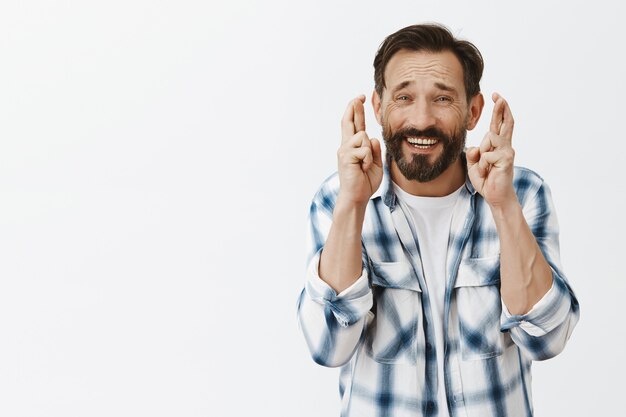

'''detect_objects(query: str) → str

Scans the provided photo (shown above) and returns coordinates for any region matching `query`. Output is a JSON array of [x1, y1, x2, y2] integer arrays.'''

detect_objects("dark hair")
[[373, 23, 484, 102]]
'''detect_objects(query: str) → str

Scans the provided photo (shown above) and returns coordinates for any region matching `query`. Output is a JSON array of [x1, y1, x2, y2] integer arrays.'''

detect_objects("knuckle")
[[348, 136, 361, 147], [352, 132, 370, 147]]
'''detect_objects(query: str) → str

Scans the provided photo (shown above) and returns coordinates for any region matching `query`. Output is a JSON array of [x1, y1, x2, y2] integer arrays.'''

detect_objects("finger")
[[480, 148, 515, 168], [480, 150, 499, 167], [474, 159, 488, 179], [490, 93, 504, 135], [353, 96, 366, 133], [466, 146, 481, 166], [341, 98, 357, 142], [341, 95, 366, 143], [482, 130, 512, 152], [480, 132, 495, 154], [500, 97, 514, 140], [491, 92, 515, 142], [370, 138, 383, 167], [478, 152, 491, 175], [345, 131, 371, 149], [349, 147, 374, 171]]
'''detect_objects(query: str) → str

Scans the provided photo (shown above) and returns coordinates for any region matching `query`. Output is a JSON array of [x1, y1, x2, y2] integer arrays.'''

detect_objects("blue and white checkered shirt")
[[297, 156, 579, 417]]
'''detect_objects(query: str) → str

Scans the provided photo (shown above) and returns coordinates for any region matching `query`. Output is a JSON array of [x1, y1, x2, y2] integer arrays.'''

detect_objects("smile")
[[406, 137, 439, 149]]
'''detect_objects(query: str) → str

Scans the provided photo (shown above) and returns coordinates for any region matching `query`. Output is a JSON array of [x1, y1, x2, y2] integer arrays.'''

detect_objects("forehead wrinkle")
[[384, 51, 464, 93], [396, 60, 454, 78], [393, 63, 457, 88]]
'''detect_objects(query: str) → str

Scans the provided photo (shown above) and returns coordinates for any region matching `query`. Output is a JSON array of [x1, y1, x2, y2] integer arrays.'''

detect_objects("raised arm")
[[320, 95, 383, 292], [467, 93, 579, 359], [467, 93, 552, 314], [297, 95, 383, 367]]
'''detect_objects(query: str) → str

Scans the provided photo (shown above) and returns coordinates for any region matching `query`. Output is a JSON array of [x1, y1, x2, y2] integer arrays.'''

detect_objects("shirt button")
[[426, 400, 435, 412]]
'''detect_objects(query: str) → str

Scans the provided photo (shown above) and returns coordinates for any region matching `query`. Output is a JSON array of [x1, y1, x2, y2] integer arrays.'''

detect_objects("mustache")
[[386, 127, 449, 143]]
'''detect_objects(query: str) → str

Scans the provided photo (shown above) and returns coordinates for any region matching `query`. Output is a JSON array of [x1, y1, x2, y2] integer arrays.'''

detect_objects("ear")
[[466, 92, 484, 130], [372, 90, 383, 125]]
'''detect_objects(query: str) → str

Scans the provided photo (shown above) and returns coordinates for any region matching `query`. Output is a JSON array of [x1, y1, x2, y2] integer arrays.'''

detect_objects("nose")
[[406, 99, 437, 131]]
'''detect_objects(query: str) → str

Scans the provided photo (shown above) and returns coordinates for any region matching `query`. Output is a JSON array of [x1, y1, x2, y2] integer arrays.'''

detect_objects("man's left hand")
[[467, 93, 518, 208]]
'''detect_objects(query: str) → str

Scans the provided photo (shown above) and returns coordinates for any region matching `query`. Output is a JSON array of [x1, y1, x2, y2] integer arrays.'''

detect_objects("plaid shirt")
[[297, 156, 579, 417]]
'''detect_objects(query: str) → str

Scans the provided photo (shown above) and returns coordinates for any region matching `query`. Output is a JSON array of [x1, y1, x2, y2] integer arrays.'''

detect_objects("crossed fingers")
[[341, 95, 367, 142], [483, 92, 515, 150], [473, 93, 516, 176], [337, 95, 383, 176], [339, 95, 372, 161]]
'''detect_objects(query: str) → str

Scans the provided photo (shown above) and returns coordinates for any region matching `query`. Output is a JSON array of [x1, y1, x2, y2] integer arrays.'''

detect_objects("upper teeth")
[[407, 137, 437, 145]]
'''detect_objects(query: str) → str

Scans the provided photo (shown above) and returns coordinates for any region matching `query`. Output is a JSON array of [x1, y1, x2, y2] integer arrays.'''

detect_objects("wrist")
[[335, 193, 369, 213], [489, 197, 522, 224], [332, 196, 368, 233]]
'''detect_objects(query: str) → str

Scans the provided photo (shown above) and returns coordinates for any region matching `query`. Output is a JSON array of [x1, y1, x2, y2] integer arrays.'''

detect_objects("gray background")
[[0, 0, 623, 415]]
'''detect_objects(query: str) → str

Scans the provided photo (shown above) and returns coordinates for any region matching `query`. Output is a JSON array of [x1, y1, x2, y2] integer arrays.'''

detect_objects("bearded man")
[[297, 24, 579, 417]]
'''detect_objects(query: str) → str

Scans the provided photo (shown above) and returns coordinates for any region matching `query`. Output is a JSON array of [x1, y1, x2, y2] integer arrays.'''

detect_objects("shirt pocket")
[[454, 255, 509, 360], [365, 260, 425, 365]]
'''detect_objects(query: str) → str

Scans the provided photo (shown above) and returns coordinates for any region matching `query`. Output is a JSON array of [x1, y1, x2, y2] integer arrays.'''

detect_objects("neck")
[[391, 156, 466, 197]]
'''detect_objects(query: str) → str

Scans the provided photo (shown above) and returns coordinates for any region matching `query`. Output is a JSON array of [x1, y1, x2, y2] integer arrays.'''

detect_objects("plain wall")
[[0, 1, 623, 415]]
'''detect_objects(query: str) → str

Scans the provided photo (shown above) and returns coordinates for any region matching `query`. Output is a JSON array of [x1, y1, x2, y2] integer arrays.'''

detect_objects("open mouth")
[[406, 137, 439, 149]]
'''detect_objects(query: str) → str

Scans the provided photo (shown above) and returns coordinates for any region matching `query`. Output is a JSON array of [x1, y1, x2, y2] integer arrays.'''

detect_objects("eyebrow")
[[434, 82, 459, 95], [390, 80, 412, 96], [390, 80, 460, 96]]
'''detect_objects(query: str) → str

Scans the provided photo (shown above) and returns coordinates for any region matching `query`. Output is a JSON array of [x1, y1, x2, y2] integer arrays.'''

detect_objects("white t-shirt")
[[392, 182, 463, 417]]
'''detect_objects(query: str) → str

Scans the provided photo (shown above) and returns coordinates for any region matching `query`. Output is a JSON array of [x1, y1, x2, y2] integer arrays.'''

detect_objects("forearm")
[[319, 197, 368, 293], [299, 180, 374, 367], [492, 201, 553, 315]]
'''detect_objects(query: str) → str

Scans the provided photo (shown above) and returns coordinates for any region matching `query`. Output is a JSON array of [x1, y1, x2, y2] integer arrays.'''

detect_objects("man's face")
[[375, 50, 474, 183]]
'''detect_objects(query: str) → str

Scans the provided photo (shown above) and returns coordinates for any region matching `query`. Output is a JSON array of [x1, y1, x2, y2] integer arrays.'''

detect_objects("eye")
[[435, 96, 452, 103], [396, 95, 410, 101]]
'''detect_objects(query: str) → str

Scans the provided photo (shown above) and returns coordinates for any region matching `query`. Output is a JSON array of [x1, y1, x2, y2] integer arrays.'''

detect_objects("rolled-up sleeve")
[[297, 175, 373, 367], [304, 249, 373, 328], [501, 278, 565, 336], [501, 178, 580, 361]]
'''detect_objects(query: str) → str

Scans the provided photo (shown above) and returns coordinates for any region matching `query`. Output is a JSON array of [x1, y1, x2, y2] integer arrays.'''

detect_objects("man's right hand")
[[318, 96, 382, 292], [336, 95, 383, 207]]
